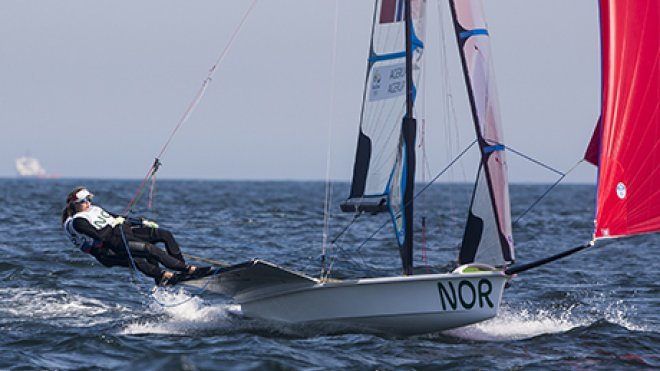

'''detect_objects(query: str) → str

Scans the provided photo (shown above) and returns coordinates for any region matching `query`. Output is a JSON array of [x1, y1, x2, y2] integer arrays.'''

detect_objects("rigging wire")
[[504, 143, 565, 176], [479, 138, 586, 225], [512, 158, 584, 225], [321, 0, 340, 281], [353, 139, 478, 254], [343, 144, 583, 271], [123, 0, 258, 215]]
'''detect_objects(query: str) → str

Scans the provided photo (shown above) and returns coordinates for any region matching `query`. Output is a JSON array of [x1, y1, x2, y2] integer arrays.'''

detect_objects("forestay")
[[586, 0, 660, 239], [450, 0, 514, 267]]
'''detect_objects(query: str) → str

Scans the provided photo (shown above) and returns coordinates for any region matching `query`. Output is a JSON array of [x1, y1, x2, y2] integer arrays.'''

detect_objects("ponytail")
[[61, 204, 76, 225]]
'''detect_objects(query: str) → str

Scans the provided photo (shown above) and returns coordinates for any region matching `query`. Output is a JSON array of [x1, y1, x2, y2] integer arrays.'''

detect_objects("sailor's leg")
[[126, 241, 188, 272], [91, 248, 129, 268], [132, 227, 185, 263]]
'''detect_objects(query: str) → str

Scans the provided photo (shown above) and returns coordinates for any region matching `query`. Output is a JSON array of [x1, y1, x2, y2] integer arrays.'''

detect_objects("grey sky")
[[0, 0, 599, 183]]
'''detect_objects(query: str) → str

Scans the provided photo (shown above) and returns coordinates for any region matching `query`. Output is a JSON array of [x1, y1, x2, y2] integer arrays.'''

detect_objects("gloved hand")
[[142, 219, 159, 229], [112, 216, 125, 227]]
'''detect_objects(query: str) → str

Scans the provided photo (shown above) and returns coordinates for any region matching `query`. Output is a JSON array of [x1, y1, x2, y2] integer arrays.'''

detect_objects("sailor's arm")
[[72, 218, 113, 241]]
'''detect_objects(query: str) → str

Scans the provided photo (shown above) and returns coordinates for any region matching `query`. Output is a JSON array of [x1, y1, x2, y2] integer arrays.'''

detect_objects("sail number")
[[369, 63, 407, 101], [437, 279, 494, 311]]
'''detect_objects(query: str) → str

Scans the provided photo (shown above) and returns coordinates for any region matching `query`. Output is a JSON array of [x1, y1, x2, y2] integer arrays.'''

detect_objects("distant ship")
[[15, 156, 58, 178]]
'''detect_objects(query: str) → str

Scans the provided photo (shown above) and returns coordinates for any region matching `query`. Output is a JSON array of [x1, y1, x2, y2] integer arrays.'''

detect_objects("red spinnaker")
[[592, 0, 660, 239]]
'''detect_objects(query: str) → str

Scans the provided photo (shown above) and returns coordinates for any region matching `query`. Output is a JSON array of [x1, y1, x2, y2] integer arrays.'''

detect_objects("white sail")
[[342, 0, 427, 213], [450, 0, 514, 267]]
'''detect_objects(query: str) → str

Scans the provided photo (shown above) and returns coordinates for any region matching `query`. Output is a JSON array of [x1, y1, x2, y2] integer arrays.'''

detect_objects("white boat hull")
[[242, 273, 506, 334], [191, 260, 509, 334]]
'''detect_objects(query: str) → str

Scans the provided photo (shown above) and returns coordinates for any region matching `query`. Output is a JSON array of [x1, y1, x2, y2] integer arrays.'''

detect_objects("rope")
[[157, 0, 257, 161], [123, 0, 258, 215], [147, 158, 161, 210], [123, 159, 160, 215], [182, 252, 230, 267]]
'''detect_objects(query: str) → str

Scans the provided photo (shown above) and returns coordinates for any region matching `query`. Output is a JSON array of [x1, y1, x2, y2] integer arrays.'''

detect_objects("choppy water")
[[1, 179, 658, 370]]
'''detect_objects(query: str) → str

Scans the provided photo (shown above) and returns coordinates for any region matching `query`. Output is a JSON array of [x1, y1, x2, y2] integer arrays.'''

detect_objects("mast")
[[404, 0, 414, 120], [400, 0, 416, 275]]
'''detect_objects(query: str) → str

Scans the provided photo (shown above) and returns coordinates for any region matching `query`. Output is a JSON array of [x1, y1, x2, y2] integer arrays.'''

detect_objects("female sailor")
[[61, 186, 209, 285]]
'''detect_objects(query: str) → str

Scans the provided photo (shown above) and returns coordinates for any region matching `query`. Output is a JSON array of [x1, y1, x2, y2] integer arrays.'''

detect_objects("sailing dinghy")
[[186, 0, 514, 335], [185, 0, 659, 334]]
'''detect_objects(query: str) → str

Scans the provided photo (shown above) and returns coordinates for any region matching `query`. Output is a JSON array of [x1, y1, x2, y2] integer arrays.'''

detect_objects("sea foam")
[[0, 287, 128, 327], [445, 296, 650, 341], [121, 287, 240, 335]]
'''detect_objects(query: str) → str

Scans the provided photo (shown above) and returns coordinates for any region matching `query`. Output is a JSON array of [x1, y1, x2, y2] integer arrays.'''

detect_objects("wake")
[[446, 299, 649, 341], [121, 288, 240, 335]]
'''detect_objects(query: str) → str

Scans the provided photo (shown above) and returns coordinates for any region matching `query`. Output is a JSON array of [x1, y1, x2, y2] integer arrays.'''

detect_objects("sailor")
[[61, 186, 209, 286]]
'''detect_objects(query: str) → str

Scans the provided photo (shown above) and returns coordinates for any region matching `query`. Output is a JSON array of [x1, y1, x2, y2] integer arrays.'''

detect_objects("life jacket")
[[63, 205, 117, 253]]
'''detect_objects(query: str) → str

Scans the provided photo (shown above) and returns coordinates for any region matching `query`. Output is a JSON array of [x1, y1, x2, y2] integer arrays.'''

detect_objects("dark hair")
[[61, 186, 86, 225]]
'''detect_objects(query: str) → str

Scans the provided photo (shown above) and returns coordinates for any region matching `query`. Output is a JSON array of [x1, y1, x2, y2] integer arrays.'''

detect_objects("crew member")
[[61, 186, 209, 285]]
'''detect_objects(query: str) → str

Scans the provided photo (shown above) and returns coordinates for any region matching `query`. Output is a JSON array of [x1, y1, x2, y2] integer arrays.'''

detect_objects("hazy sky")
[[0, 0, 600, 183]]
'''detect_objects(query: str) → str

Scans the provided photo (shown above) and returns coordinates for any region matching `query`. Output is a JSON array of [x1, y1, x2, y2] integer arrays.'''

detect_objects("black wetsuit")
[[131, 226, 185, 264], [71, 216, 188, 283]]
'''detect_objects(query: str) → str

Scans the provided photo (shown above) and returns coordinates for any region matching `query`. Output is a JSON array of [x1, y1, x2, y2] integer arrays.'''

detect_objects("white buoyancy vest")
[[63, 206, 118, 252]]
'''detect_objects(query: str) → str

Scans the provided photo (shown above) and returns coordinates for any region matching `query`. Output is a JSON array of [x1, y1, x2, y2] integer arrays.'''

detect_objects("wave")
[[0, 287, 129, 327]]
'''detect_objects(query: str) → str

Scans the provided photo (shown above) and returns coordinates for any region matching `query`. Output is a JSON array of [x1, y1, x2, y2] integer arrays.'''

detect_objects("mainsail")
[[449, 0, 514, 267], [587, 0, 660, 239], [341, 0, 427, 274]]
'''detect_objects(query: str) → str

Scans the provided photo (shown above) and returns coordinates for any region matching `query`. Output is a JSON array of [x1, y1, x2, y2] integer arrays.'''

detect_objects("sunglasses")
[[75, 197, 93, 204]]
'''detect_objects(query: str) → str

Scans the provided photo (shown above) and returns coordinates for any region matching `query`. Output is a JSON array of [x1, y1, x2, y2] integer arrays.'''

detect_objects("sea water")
[[0, 179, 657, 369]]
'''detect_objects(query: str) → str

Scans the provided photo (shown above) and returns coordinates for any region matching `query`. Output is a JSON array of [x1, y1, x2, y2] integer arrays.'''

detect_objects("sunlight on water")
[[0, 288, 127, 327], [121, 288, 240, 335]]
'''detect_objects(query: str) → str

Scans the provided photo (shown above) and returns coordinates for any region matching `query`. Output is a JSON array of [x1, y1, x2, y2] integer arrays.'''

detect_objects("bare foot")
[[187, 266, 197, 274]]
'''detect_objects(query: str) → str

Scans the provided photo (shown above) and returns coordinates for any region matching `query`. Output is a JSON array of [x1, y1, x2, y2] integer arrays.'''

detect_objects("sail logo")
[[437, 279, 494, 311], [616, 182, 627, 199], [370, 63, 406, 101]]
